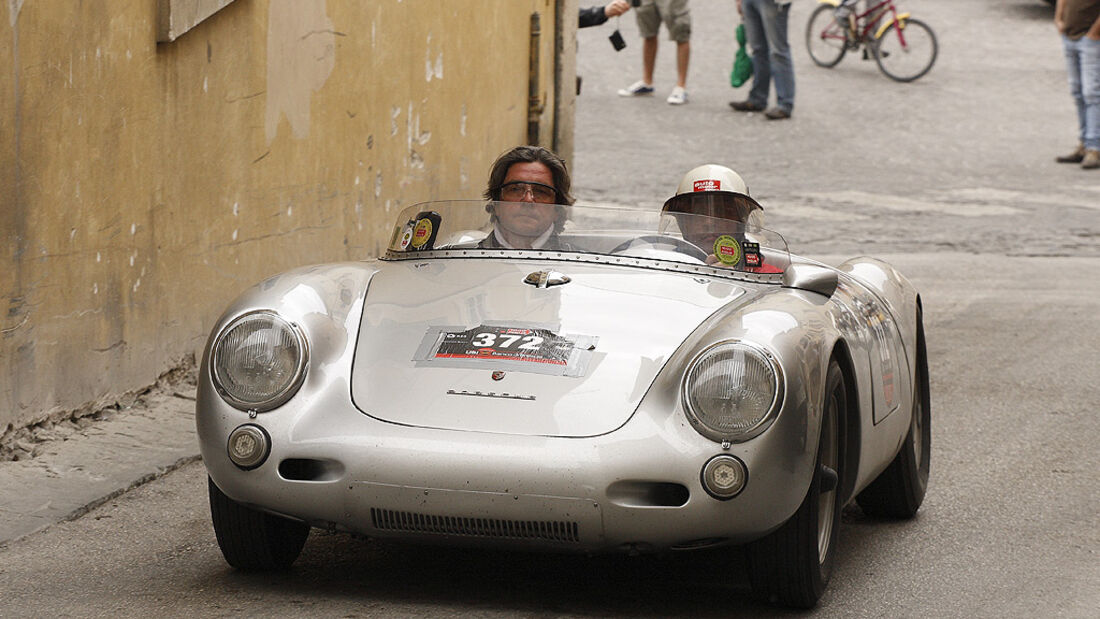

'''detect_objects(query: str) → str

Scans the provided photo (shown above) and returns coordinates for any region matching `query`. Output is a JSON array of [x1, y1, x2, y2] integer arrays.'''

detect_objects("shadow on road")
[[191, 505, 918, 617]]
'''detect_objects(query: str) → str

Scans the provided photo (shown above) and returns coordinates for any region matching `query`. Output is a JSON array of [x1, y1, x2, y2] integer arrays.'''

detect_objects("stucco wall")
[[0, 0, 576, 434]]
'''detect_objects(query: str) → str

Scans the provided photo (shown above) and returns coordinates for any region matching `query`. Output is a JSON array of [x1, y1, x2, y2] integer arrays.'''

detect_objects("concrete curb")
[[0, 387, 200, 547]]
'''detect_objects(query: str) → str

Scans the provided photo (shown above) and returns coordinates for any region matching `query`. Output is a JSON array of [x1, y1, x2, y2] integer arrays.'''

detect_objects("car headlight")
[[682, 341, 783, 442], [211, 311, 308, 412]]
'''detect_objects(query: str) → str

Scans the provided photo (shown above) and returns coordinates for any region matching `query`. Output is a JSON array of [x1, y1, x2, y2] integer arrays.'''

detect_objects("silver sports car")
[[197, 200, 930, 608]]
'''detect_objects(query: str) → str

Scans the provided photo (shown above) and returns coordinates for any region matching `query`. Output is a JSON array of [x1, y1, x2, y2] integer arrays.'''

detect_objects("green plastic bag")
[[730, 24, 753, 88]]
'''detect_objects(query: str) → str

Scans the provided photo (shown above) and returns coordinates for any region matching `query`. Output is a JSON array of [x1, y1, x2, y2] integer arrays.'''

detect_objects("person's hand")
[[604, 0, 631, 18], [736, 0, 743, 17], [1054, 2, 1067, 34]]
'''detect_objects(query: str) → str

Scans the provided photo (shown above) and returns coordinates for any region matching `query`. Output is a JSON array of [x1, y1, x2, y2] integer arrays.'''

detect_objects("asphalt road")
[[2, 0, 1098, 616]]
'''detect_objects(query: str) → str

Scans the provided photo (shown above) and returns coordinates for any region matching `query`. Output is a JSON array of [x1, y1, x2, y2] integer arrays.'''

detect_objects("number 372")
[[471, 332, 544, 350]]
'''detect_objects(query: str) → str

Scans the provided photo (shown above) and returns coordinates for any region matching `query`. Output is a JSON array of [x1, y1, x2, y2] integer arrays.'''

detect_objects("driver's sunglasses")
[[499, 181, 558, 204]]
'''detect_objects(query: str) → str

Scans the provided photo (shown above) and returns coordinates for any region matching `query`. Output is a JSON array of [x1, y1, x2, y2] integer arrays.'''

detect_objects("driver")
[[661, 164, 782, 273], [479, 146, 575, 250]]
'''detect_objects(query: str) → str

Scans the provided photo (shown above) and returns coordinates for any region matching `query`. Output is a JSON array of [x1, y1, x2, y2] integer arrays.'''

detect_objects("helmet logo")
[[693, 179, 721, 192]]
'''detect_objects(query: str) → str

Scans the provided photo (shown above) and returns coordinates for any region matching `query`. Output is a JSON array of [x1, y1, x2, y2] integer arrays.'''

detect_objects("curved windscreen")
[[384, 201, 790, 277]]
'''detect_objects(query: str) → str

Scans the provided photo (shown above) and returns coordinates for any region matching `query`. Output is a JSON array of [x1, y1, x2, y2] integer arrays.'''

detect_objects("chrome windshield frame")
[[380, 247, 786, 285]]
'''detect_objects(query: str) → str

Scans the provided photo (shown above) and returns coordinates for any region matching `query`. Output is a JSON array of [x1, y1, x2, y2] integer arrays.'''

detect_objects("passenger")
[[480, 146, 575, 250], [662, 164, 783, 273]]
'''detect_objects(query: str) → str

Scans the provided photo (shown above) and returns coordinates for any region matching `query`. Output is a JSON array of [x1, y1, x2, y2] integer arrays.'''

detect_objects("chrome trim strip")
[[382, 249, 783, 284], [446, 389, 536, 401]]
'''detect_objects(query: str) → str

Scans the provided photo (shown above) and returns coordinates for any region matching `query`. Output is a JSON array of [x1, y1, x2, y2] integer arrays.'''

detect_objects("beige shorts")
[[635, 0, 691, 42]]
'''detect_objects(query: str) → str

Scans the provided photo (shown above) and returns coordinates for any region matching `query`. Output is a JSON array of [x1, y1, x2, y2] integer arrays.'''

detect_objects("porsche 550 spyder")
[[197, 200, 930, 608]]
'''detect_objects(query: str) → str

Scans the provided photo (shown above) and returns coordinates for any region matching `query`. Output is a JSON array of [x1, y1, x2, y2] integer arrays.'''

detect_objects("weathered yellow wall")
[[0, 0, 575, 433]]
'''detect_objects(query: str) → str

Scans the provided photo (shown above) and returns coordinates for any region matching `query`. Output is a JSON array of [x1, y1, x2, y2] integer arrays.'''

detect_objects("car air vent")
[[370, 508, 579, 543], [278, 458, 344, 482], [606, 481, 690, 507]]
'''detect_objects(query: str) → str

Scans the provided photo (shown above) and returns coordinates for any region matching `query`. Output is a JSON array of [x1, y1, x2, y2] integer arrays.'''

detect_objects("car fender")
[[197, 261, 380, 492], [835, 257, 922, 495], [643, 284, 843, 525]]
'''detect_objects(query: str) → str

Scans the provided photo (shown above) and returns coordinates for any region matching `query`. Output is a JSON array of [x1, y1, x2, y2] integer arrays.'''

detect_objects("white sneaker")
[[617, 80, 655, 97], [666, 86, 688, 105]]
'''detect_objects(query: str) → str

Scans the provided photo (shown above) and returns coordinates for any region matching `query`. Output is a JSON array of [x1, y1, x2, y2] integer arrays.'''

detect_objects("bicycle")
[[805, 0, 938, 83]]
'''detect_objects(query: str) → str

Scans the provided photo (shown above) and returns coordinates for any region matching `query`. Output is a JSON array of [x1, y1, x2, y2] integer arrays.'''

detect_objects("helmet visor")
[[661, 191, 763, 224]]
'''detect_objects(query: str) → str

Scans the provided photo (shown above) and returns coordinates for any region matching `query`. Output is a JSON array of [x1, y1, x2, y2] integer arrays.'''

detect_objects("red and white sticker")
[[693, 179, 721, 192]]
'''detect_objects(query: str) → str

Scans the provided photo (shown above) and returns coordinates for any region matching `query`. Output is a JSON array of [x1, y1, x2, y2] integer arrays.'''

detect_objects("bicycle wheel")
[[805, 5, 847, 68], [873, 17, 937, 82]]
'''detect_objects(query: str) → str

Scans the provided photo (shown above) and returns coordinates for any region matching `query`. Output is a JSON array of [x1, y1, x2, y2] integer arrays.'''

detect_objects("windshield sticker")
[[713, 235, 742, 265], [398, 221, 414, 250], [413, 323, 598, 377], [412, 218, 434, 248], [398, 211, 441, 251], [743, 241, 762, 267]]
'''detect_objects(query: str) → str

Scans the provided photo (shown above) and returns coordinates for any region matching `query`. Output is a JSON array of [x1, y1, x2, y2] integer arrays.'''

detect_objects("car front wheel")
[[746, 359, 845, 608], [208, 476, 310, 570]]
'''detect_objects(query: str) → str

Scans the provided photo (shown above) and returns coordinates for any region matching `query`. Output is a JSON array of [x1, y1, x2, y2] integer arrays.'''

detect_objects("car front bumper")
[[198, 368, 817, 554]]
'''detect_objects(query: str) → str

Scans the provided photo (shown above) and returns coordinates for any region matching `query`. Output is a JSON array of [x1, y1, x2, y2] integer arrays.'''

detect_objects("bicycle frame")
[[816, 0, 912, 44], [808, 0, 937, 82]]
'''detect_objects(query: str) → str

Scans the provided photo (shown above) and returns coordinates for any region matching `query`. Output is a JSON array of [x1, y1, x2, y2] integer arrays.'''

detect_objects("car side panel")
[[834, 258, 922, 497]]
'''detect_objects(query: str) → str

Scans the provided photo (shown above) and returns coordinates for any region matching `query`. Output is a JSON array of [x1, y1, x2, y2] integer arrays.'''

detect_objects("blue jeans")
[[1063, 35, 1100, 151], [742, 0, 794, 112]]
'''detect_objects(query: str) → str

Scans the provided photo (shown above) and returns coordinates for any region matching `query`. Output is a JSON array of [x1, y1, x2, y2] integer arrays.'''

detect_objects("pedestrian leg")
[[742, 0, 771, 109]]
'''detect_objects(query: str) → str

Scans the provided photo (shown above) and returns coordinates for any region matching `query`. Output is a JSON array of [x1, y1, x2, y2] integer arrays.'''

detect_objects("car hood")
[[351, 259, 746, 437]]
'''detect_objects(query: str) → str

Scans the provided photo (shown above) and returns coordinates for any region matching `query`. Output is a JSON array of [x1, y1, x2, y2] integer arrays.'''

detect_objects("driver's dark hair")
[[484, 145, 575, 206]]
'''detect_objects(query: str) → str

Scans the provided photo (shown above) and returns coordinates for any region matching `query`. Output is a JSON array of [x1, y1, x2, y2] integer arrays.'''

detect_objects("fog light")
[[701, 454, 747, 500], [227, 424, 270, 470]]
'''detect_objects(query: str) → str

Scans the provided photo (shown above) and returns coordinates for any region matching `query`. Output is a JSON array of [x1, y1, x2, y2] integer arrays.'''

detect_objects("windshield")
[[384, 200, 790, 278]]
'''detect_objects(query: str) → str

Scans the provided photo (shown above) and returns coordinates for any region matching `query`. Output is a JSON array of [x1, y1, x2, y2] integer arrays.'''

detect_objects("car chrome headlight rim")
[[211, 310, 308, 412], [682, 340, 784, 443]]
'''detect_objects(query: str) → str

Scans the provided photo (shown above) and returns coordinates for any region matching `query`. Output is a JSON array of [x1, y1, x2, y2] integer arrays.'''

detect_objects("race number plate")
[[414, 324, 598, 377]]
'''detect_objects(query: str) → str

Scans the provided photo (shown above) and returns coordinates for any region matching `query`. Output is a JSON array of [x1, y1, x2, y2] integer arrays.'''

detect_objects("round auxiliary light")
[[212, 311, 308, 412], [227, 424, 270, 470], [701, 454, 748, 500]]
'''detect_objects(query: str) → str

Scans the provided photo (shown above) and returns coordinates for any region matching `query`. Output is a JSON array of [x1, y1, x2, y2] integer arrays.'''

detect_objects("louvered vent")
[[370, 508, 579, 543]]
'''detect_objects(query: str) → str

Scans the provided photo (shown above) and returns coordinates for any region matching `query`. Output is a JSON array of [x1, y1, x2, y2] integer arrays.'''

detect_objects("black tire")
[[747, 360, 845, 609], [873, 18, 938, 82], [805, 5, 848, 68], [208, 476, 310, 570], [856, 309, 931, 518]]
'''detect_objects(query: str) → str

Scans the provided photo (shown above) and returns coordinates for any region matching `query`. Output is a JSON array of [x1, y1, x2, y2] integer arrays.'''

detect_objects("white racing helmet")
[[661, 164, 764, 227]]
